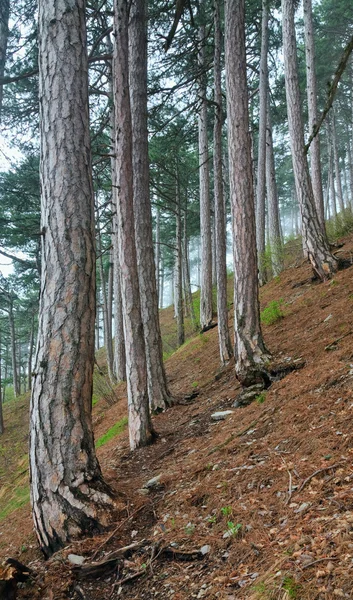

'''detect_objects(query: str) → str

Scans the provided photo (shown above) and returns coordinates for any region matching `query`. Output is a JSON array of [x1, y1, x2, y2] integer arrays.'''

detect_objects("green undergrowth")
[[260, 299, 284, 326], [0, 485, 30, 521], [96, 416, 128, 448]]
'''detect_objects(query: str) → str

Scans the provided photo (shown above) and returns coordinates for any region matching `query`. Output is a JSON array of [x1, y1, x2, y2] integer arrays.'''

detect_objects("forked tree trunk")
[[281, 0, 337, 280], [303, 0, 325, 231], [198, 5, 213, 329], [30, 0, 114, 557], [113, 0, 153, 447], [266, 93, 283, 276], [129, 0, 172, 411], [256, 0, 269, 286], [0, 0, 9, 118], [225, 0, 269, 385], [214, 0, 232, 365]]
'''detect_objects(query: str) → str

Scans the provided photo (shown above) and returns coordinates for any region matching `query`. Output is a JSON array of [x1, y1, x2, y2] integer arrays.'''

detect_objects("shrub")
[[260, 299, 284, 326]]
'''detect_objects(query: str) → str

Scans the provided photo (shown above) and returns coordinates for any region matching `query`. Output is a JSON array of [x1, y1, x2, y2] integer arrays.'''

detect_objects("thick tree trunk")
[[282, 0, 337, 280], [266, 93, 283, 277], [225, 0, 269, 385], [129, 0, 172, 411], [213, 0, 232, 365], [30, 0, 114, 558], [175, 173, 185, 346], [256, 0, 269, 286], [198, 8, 213, 329], [113, 0, 153, 447], [303, 0, 325, 231], [0, 0, 9, 119]]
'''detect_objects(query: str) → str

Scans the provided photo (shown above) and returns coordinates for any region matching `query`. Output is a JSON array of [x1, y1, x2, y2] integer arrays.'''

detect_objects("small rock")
[[295, 502, 311, 513], [68, 554, 85, 566], [211, 411, 234, 421], [200, 545, 210, 555], [143, 475, 162, 489], [324, 314, 332, 322], [197, 590, 206, 599], [138, 488, 150, 495]]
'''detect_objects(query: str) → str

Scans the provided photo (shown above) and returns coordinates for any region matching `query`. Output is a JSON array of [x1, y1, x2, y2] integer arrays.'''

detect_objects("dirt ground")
[[2, 235, 353, 599]]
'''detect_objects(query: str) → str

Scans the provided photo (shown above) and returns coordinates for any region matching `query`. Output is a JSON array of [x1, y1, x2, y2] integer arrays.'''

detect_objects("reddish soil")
[[2, 235, 353, 599]]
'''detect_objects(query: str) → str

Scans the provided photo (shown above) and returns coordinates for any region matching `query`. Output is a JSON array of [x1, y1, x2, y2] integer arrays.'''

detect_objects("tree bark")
[[282, 0, 337, 280], [27, 313, 35, 392], [256, 0, 269, 286], [129, 0, 172, 411], [30, 0, 114, 558], [113, 0, 153, 447], [331, 108, 344, 213], [175, 171, 185, 346], [0, 329, 3, 435], [266, 93, 283, 276], [155, 207, 160, 301], [8, 299, 19, 397], [225, 0, 269, 384], [303, 0, 325, 231], [213, 0, 232, 364], [112, 229, 126, 382], [183, 198, 197, 330], [198, 5, 213, 329], [97, 224, 115, 383], [0, 0, 9, 119]]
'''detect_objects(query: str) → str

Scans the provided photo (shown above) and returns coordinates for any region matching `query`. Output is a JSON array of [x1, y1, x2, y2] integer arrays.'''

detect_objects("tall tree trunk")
[[183, 199, 197, 330], [331, 108, 344, 213], [303, 0, 325, 231], [155, 206, 160, 301], [347, 134, 353, 208], [113, 0, 153, 447], [0, 0, 9, 119], [8, 300, 19, 397], [113, 230, 126, 382], [159, 257, 164, 309], [214, 0, 232, 365], [97, 226, 115, 383], [256, 0, 269, 286], [129, 0, 172, 411], [198, 5, 213, 329], [30, 0, 114, 558], [27, 313, 34, 392], [266, 93, 283, 276], [225, 0, 269, 385], [175, 172, 185, 347], [0, 329, 3, 435], [281, 0, 337, 280], [96, 286, 101, 350]]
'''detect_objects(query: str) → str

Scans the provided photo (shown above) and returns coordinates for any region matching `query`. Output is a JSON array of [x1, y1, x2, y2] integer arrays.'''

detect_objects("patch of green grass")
[[261, 299, 284, 326], [95, 416, 128, 448], [282, 576, 301, 599], [256, 392, 266, 404], [0, 486, 30, 521]]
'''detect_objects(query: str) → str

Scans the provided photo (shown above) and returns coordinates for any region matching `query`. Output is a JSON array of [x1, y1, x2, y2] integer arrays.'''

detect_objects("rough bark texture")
[[213, 0, 232, 365], [266, 93, 283, 277], [113, 0, 152, 448], [303, 0, 325, 231], [282, 0, 338, 280], [198, 10, 213, 329], [30, 0, 114, 558], [225, 0, 269, 384], [255, 0, 269, 286], [112, 229, 126, 382], [129, 0, 172, 411], [0, 0, 9, 118], [97, 226, 115, 384]]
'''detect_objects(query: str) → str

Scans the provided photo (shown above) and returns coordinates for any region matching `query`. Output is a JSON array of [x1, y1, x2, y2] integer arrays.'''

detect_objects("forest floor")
[[2, 234, 353, 599]]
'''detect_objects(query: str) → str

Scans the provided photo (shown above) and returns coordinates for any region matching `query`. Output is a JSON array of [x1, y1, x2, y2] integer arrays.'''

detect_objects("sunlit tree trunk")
[[282, 0, 337, 280], [214, 0, 232, 364], [256, 0, 269, 286], [30, 0, 114, 557], [129, 0, 172, 411], [113, 0, 153, 446], [198, 4, 213, 329], [225, 0, 269, 385], [303, 0, 325, 231]]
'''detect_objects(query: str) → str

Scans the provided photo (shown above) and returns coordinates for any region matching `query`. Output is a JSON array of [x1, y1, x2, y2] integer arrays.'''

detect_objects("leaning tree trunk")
[[30, 0, 114, 558], [198, 4, 213, 330], [255, 0, 269, 286], [266, 93, 283, 277], [113, 0, 153, 447], [213, 0, 232, 365], [225, 0, 269, 385], [303, 0, 325, 231], [129, 0, 173, 411], [0, 0, 9, 119], [282, 0, 337, 280]]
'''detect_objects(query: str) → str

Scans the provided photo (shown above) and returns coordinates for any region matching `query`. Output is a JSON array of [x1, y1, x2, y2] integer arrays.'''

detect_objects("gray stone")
[[211, 411, 234, 421], [143, 474, 162, 489], [200, 545, 210, 555], [68, 554, 85, 566], [232, 383, 265, 408]]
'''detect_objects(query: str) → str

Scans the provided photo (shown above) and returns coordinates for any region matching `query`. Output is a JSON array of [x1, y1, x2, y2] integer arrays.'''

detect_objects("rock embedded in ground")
[[232, 384, 265, 408], [143, 474, 162, 489], [211, 411, 234, 421], [67, 554, 85, 566]]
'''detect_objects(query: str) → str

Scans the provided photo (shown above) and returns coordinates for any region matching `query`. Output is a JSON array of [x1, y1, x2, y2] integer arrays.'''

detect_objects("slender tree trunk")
[[113, 230, 126, 382], [113, 0, 152, 447], [30, 0, 114, 557], [303, 0, 325, 231], [0, 329, 3, 434], [107, 250, 113, 342], [198, 5, 213, 329], [96, 286, 101, 350], [331, 109, 344, 213], [256, 0, 269, 286], [27, 313, 34, 392], [329, 142, 337, 219], [266, 93, 283, 276], [159, 257, 164, 309], [129, 0, 172, 411], [97, 226, 115, 383], [183, 199, 197, 330], [0, 0, 9, 119], [214, 0, 232, 365], [225, 0, 269, 385], [175, 173, 185, 347], [282, 0, 337, 280], [155, 206, 160, 301], [347, 134, 353, 208], [8, 300, 19, 397]]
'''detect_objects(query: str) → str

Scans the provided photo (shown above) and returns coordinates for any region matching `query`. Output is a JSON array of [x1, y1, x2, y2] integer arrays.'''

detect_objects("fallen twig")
[[297, 463, 343, 495], [302, 557, 339, 570], [324, 330, 352, 351], [90, 504, 147, 560]]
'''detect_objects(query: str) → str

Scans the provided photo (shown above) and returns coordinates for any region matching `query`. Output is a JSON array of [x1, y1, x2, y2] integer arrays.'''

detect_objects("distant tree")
[[0, 0, 9, 117]]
